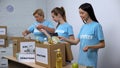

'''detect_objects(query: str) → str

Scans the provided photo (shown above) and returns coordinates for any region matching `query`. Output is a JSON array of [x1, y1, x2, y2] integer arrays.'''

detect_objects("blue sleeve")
[[47, 21, 55, 28], [68, 25, 74, 36], [95, 24, 104, 40], [27, 24, 35, 33]]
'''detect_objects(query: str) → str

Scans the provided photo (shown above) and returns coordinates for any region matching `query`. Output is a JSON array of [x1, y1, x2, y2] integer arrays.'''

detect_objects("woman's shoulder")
[[92, 21, 102, 28], [92, 21, 101, 25], [32, 21, 39, 25], [64, 22, 72, 26], [42, 20, 53, 25]]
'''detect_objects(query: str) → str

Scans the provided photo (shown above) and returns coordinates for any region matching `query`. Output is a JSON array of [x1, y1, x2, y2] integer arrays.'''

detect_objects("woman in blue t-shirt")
[[22, 8, 55, 42], [41, 7, 75, 62], [61, 3, 105, 68]]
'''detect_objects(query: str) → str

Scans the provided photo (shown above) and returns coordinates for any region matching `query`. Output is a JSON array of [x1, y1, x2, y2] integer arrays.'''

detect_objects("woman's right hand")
[[40, 29, 47, 34], [58, 36, 67, 41], [40, 29, 51, 39], [22, 31, 27, 36]]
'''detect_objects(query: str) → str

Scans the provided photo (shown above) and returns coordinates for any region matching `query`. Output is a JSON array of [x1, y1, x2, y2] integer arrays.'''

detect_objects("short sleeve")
[[27, 24, 35, 33], [95, 24, 104, 40], [67, 25, 74, 36]]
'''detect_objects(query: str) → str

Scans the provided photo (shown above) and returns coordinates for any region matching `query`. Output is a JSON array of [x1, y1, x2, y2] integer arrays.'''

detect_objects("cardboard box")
[[0, 26, 7, 36], [35, 43, 66, 68], [9, 37, 24, 57], [64, 43, 73, 62], [17, 53, 35, 63], [10, 37, 35, 57], [0, 47, 13, 67], [0, 58, 8, 67], [0, 47, 13, 58], [0, 36, 8, 47], [9, 37, 24, 41]]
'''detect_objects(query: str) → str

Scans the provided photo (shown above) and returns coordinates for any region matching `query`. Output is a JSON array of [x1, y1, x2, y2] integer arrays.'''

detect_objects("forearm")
[[88, 40, 105, 49], [65, 38, 79, 45], [43, 26, 55, 33], [44, 31, 51, 39], [22, 30, 31, 36]]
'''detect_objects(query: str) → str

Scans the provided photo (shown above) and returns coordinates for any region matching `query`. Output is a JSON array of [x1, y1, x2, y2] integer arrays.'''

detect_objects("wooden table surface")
[[4, 56, 87, 68]]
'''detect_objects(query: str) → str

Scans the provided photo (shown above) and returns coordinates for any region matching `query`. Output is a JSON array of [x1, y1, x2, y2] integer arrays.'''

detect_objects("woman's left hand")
[[36, 25, 44, 29], [83, 46, 89, 52]]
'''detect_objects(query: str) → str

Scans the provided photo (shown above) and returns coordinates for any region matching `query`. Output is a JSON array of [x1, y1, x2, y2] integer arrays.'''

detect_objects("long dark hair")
[[79, 3, 98, 23], [51, 7, 67, 28]]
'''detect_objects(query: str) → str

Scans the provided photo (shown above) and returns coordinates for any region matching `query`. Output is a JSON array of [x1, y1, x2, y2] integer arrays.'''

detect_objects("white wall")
[[46, 0, 120, 68], [0, 0, 46, 37]]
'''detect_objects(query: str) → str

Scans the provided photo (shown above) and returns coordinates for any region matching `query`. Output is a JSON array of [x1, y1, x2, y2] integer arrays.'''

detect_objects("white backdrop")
[[0, 0, 46, 37], [0, 0, 120, 68]]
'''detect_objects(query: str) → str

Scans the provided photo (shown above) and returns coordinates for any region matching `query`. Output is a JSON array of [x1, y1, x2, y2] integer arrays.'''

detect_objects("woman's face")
[[34, 13, 44, 22], [79, 8, 89, 21], [51, 13, 59, 22]]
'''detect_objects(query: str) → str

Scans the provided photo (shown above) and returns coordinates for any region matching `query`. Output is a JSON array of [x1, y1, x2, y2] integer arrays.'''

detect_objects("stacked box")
[[35, 43, 66, 68], [0, 36, 8, 47], [0, 26, 8, 47], [0, 26, 7, 36], [0, 26, 13, 67], [10, 37, 35, 57], [0, 47, 13, 67], [9, 37, 24, 57]]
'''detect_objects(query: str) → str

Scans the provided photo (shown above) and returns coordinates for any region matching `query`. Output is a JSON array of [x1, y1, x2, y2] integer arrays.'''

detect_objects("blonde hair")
[[33, 9, 44, 18]]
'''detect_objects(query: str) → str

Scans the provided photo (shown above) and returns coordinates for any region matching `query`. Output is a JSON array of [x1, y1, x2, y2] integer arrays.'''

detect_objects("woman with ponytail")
[[41, 7, 75, 63], [51, 7, 75, 63]]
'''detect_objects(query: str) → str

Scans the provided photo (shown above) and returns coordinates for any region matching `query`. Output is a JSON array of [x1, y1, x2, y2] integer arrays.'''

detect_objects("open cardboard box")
[[35, 43, 66, 68], [9, 37, 35, 57]]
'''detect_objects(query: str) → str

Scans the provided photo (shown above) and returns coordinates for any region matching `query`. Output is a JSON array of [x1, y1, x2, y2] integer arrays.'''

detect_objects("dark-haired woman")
[[60, 3, 105, 68]]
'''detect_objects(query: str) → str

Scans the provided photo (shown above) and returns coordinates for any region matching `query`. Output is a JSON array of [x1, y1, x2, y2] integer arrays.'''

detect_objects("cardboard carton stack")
[[0, 26, 8, 47], [0, 26, 13, 67]]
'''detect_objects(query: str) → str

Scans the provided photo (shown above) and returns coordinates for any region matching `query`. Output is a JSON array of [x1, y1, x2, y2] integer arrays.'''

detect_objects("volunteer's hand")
[[36, 25, 44, 30], [40, 29, 47, 33], [22, 31, 27, 36], [58, 36, 67, 41], [83, 46, 89, 52]]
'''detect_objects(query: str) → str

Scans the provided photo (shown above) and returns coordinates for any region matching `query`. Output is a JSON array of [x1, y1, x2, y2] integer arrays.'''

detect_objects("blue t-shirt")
[[55, 22, 74, 38], [27, 20, 54, 42], [77, 21, 104, 68]]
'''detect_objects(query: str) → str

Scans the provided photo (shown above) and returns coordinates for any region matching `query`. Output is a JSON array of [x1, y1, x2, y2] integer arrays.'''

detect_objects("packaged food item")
[[52, 36, 60, 44]]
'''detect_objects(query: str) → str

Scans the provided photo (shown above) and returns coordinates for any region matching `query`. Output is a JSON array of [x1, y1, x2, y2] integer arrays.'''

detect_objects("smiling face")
[[79, 8, 90, 22], [51, 13, 59, 22], [34, 13, 44, 22]]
